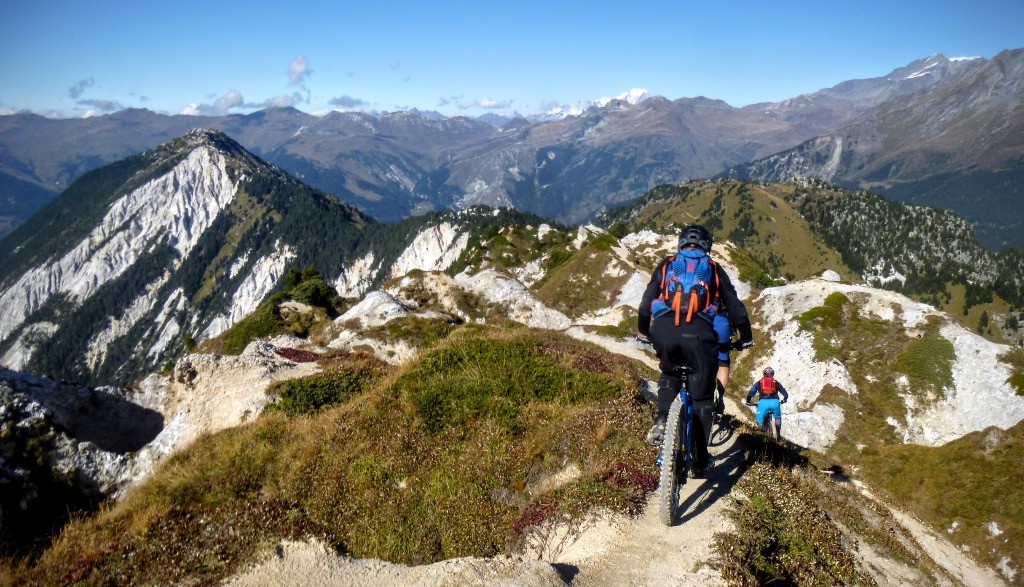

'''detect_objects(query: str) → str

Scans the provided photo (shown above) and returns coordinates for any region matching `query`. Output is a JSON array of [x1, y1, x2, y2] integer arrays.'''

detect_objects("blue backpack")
[[650, 248, 719, 325]]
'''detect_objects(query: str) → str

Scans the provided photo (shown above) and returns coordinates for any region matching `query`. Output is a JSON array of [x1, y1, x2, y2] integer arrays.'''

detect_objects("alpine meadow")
[[2, 24, 1024, 586]]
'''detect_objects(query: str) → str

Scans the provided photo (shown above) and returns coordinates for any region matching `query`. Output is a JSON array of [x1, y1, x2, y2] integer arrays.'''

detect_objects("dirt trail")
[[543, 401, 748, 586], [853, 483, 1008, 587]]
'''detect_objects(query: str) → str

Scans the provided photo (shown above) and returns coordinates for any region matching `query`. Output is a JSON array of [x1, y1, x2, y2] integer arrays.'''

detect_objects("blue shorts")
[[713, 314, 731, 364], [756, 398, 781, 424]]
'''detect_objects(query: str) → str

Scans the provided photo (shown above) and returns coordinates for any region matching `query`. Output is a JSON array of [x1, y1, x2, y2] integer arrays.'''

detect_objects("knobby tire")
[[659, 397, 685, 526], [763, 412, 777, 442]]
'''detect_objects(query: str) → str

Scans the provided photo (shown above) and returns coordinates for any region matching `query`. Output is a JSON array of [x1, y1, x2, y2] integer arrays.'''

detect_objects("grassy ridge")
[[6, 329, 656, 585], [598, 180, 854, 285]]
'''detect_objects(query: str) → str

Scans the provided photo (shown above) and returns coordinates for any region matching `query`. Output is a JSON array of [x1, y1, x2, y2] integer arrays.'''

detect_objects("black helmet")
[[763, 367, 775, 377], [678, 224, 713, 252]]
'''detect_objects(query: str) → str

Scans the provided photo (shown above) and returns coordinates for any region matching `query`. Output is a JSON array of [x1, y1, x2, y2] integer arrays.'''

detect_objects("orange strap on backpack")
[[659, 256, 721, 326]]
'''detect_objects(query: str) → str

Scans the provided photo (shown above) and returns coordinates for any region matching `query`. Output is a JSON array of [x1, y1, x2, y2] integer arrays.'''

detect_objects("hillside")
[[3, 198, 1023, 584], [725, 48, 1024, 249], [0, 130, 372, 385], [599, 179, 1024, 346]]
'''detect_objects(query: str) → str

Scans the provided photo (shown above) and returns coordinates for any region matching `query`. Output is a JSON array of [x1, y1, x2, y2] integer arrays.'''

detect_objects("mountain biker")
[[745, 367, 789, 438], [637, 224, 754, 476]]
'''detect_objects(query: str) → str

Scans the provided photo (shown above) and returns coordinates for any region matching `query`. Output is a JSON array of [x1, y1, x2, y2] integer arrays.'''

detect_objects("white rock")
[[203, 241, 296, 339], [389, 223, 469, 278], [0, 146, 237, 344], [821, 269, 842, 282]]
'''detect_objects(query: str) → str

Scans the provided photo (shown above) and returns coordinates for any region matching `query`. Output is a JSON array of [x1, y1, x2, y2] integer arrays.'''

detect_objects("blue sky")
[[2, 0, 1022, 119]]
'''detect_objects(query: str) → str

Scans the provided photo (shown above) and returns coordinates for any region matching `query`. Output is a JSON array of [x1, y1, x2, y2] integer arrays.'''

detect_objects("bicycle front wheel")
[[764, 412, 777, 442], [659, 397, 685, 526]]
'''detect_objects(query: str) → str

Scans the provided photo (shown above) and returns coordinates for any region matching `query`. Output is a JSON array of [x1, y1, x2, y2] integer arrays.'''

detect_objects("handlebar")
[[636, 334, 754, 351]]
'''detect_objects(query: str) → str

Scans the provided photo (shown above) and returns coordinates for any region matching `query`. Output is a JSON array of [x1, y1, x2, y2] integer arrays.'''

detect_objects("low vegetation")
[[715, 462, 872, 586], [534, 240, 633, 319], [4, 329, 656, 585], [1000, 348, 1024, 396], [267, 352, 389, 416], [860, 421, 1024, 579], [796, 294, 954, 456]]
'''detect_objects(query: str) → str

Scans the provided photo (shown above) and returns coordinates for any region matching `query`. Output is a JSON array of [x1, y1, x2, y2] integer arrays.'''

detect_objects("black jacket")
[[637, 254, 753, 343]]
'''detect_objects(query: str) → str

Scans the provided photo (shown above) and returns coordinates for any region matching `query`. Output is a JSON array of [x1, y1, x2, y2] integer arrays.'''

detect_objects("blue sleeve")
[[778, 382, 789, 401], [747, 382, 759, 401]]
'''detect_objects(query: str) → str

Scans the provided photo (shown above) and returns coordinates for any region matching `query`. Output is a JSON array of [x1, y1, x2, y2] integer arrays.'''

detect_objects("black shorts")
[[649, 313, 718, 402]]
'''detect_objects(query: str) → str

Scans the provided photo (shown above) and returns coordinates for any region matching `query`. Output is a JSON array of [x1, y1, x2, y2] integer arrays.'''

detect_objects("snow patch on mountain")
[[390, 223, 469, 278], [0, 146, 237, 345], [530, 89, 650, 121], [203, 241, 296, 339]]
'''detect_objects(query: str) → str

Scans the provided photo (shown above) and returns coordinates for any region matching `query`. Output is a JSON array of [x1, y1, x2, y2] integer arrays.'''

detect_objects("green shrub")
[[1000, 348, 1024, 396], [218, 293, 288, 354], [544, 248, 574, 273], [397, 336, 627, 434], [291, 278, 337, 308], [268, 368, 375, 415], [896, 330, 955, 396]]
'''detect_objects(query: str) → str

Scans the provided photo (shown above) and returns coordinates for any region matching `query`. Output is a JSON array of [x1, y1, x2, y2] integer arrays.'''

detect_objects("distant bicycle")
[[745, 399, 785, 442]]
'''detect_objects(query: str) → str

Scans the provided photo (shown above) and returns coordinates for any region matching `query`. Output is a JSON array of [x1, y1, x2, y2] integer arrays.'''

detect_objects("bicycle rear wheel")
[[659, 397, 685, 526]]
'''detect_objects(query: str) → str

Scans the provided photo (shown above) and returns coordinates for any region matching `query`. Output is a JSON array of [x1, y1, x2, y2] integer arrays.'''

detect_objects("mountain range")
[[3, 49, 1021, 247], [726, 48, 1024, 248]]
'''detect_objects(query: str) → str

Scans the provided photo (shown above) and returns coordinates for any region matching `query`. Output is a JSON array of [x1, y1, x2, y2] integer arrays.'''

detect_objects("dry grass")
[[4, 328, 657, 585]]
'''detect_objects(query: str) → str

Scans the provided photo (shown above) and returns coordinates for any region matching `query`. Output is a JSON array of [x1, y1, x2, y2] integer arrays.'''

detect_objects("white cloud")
[[68, 77, 95, 99], [329, 95, 369, 109], [77, 98, 122, 112], [458, 97, 513, 110], [180, 90, 244, 115], [289, 56, 312, 85], [246, 91, 306, 109]]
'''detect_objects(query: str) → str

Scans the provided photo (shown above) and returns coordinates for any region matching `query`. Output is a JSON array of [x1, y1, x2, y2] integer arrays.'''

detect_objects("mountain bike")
[[636, 335, 748, 526], [657, 364, 695, 526], [745, 399, 785, 442]]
